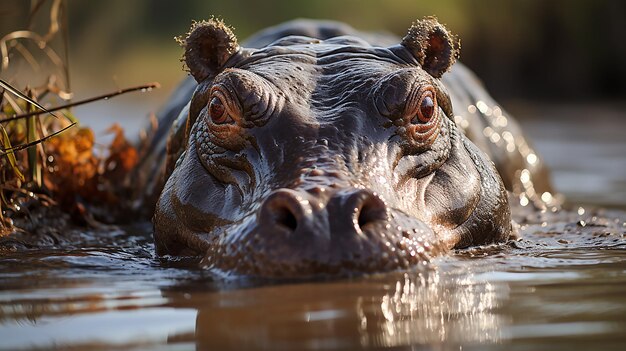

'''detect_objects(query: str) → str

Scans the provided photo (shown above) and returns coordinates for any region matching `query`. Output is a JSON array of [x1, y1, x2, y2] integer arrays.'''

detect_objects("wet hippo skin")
[[151, 17, 549, 278]]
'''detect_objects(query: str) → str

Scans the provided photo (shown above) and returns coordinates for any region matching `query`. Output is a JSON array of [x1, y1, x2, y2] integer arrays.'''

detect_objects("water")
[[1, 103, 625, 350], [515, 102, 626, 209]]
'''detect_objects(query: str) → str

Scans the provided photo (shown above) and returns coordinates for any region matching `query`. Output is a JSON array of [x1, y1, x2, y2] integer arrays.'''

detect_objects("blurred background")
[[2, 0, 626, 103], [1, 0, 625, 207]]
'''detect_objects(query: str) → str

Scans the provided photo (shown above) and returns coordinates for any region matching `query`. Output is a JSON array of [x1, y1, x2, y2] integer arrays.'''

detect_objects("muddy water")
[[1, 104, 625, 350]]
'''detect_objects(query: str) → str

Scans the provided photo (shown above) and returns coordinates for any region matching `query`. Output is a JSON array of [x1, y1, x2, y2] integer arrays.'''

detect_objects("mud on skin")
[[149, 17, 544, 278]]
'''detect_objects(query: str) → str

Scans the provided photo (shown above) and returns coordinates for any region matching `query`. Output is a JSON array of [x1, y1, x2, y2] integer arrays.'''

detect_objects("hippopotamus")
[[149, 17, 554, 278]]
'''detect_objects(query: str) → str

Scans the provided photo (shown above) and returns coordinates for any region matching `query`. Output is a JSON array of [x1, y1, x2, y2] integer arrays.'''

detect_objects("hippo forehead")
[[226, 37, 432, 111], [241, 35, 403, 63]]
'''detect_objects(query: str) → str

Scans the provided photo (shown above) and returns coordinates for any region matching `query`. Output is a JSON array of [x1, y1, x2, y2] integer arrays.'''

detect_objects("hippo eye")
[[413, 90, 436, 124], [208, 96, 232, 124], [404, 87, 440, 148]]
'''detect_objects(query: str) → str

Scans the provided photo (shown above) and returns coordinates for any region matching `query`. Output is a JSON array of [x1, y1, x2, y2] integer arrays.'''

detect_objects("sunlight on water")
[[372, 271, 505, 347]]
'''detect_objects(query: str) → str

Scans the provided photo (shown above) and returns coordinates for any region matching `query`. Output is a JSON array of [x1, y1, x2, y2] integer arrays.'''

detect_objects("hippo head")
[[154, 18, 511, 278]]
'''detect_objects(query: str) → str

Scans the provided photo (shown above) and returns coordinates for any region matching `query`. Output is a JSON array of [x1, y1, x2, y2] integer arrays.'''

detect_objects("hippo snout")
[[258, 188, 388, 238], [201, 186, 442, 278]]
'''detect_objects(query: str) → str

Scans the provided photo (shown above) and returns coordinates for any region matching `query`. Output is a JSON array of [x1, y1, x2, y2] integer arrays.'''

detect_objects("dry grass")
[[0, 0, 159, 234]]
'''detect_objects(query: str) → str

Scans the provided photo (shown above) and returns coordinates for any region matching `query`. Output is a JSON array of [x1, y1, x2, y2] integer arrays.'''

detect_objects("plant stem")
[[1, 82, 161, 123]]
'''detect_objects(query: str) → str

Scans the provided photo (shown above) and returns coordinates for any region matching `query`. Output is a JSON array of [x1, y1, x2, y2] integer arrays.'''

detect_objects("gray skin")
[[151, 18, 526, 278]]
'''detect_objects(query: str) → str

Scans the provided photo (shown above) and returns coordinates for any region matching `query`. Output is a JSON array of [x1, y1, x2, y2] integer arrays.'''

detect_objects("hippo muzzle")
[[153, 18, 512, 278], [202, 186, 438, 277]]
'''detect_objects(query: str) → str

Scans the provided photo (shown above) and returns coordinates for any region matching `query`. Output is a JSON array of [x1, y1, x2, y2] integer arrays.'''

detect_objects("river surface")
[[1, 103, 625, 350]]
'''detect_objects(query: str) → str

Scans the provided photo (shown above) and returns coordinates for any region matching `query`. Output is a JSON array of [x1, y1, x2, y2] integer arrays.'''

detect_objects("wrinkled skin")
[[151, 18, 532, 278]]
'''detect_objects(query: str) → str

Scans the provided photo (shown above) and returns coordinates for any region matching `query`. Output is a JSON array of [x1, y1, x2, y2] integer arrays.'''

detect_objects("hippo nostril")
[[272, 205, 298, 231], [258, 189, 311, 233], [357, 195, 388, 229]]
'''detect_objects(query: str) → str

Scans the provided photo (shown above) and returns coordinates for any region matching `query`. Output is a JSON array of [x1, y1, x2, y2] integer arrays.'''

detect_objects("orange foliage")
[[44, 124, 139, 215], [46, 127, 98, 189], [104, 124, 138, 178]]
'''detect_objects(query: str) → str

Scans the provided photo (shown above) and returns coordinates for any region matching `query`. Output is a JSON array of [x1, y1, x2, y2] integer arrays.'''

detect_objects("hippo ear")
[[401, 17, 460, 78], [176, 18, 239, 82]]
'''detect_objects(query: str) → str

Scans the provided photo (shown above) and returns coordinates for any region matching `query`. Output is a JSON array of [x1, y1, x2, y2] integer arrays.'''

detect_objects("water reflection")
[[157, 265, 510, 350], [369, 270, 507, 347]]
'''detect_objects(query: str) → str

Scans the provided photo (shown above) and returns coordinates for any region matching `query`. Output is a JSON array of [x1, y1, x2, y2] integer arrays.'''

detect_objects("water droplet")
[[526, 153, 537, 165], [541, 192, 552, 203], [502, 131, 514, 142], [520, 169, 531, 184], [476, 100, 488, 113], [520, 196, 529, 207], [490, 132, 501, 143], [496, 116, 508, 127], [483, 126, 494, 137], [493, 106, 502, 116], [577, 207, 585, 216]]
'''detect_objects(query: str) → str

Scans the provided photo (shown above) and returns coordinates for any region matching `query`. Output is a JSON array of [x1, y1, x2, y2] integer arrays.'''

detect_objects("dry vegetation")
[[1, 0, 158, 237]]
